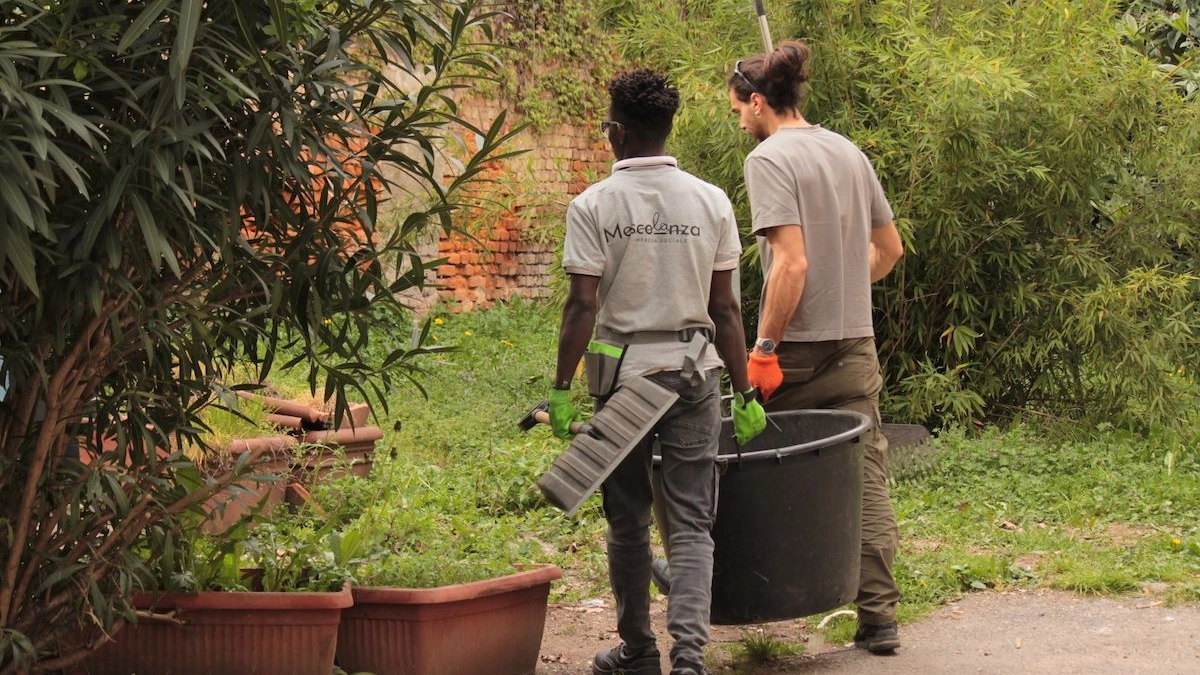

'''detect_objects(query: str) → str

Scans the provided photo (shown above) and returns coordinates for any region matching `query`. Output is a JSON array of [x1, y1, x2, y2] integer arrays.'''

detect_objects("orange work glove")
[[747, 352, 784, 402]]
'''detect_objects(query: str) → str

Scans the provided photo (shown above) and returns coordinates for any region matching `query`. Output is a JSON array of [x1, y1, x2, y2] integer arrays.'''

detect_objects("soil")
[[536, 588, 1200, 674]]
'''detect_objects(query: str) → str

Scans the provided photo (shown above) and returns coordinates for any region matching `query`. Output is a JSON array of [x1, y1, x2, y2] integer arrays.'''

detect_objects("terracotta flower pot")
[[72, 584, 352, 675], [201, 434, 297, 534], [239, 392, 372, 429], [336, 564, 562, 675], [295, 424, 384, 481]]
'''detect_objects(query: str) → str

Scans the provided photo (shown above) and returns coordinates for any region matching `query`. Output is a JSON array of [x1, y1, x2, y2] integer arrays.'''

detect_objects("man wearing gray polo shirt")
[[727, 41, 907, 653], [549, 69, 764, 675]]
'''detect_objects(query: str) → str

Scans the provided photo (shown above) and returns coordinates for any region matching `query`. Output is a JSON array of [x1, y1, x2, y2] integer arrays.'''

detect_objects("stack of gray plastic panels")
[[537, 376, 678, 515]]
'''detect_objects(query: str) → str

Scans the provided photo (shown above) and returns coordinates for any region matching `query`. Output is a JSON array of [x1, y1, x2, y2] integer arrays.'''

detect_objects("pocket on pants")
[[780, 366, 815, 384]]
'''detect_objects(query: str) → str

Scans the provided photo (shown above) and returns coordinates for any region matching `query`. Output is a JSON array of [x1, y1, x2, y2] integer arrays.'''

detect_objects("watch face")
[[757, 338, 776, 353]]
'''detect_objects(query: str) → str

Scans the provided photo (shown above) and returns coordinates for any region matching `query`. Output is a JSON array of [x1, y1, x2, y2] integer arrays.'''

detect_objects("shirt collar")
[[612, 155, 678, 173]]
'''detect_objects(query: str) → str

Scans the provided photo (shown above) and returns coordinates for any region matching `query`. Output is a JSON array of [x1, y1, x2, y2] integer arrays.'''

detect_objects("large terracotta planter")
[[336, 564, 562, 675], [71, 585, 352, 675]]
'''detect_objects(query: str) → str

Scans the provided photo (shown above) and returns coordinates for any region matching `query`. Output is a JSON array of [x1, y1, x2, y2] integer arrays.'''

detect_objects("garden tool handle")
[[533, 410, 587, 435], [754, 0, 773, 52]]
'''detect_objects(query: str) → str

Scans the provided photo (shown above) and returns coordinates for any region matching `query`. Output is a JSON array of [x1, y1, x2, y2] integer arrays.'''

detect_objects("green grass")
[[257, 301, 1200, 610], [728, 628, 803, 666], [258, 299, 611, 596], [885, 424, 1200, 624]]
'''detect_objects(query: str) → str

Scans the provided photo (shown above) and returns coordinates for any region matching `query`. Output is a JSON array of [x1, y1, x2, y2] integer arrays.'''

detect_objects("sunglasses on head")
[[734, 59, 759, 93]]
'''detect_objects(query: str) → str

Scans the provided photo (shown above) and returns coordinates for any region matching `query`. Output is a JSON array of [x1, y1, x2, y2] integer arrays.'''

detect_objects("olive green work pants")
[[764, 336, 901, 625]]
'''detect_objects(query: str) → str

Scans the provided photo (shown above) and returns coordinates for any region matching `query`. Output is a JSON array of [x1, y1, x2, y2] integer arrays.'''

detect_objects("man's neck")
[[765, 109, 811, 137], [617, 144, 667, 161]]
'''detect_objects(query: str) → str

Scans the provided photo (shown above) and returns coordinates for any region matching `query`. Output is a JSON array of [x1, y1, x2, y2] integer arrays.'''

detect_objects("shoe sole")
[[855, 637, 900, 654], [592, 657, 662, 675], [592, 666, 662, 675]]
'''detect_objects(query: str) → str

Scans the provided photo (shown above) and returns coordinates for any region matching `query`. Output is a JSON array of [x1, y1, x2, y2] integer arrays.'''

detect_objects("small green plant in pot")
[[71, 513, 375, 675], [287, 468, 562, 675], [337, 530, 562, 675]]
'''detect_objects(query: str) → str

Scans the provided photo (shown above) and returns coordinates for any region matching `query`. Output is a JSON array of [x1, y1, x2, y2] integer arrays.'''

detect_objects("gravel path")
[[538, 589, 1200, 675]]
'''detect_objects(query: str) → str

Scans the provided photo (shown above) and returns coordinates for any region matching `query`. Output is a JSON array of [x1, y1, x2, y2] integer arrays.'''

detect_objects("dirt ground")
[[536, 587, 1200, 675]]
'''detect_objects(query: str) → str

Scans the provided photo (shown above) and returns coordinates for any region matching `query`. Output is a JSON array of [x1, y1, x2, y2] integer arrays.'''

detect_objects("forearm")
[[869, 243, 898, 282], [756, 225, 807, 344], [554, 298, 594, 389], [709, 296, 752, 392], [869, 221, 904, 282], [758, 263, 805, 343]]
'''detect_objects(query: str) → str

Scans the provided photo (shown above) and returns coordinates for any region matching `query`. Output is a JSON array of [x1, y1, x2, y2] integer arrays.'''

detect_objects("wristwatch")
[[754, 337, 777, 354]]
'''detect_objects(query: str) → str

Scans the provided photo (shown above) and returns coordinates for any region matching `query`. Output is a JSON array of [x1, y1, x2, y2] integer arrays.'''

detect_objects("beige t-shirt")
[[745, 126, 894, 342], [562, 156, 741, 383]]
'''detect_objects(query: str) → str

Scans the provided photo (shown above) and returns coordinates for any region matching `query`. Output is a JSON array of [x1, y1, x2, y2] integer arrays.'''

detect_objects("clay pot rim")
[[349, 563, 562, 605], [131, 581, 353, 611], [300, 425, 384, 444]]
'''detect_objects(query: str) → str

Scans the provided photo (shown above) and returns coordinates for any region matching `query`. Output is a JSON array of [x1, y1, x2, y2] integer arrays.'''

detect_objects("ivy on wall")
[[491, 0, 623, 129]]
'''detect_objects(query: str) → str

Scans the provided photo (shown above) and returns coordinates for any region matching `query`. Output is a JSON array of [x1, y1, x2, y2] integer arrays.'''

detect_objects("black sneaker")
[[854, 621, 900, 654], [650, 558, 671, 595], [592, 643, 662, 675], [670, 659, 709, 675]]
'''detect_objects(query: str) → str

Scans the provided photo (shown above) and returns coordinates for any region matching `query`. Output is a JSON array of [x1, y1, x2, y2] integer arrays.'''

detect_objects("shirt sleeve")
[[713, 196, 741, 271], [860, 152, 895, 228], [561, 196, 605, 276], [745, 153, 801, 233]]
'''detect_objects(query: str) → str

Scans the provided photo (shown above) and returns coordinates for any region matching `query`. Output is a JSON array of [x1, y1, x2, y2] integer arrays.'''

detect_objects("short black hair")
[[607, 69, 680, 141]]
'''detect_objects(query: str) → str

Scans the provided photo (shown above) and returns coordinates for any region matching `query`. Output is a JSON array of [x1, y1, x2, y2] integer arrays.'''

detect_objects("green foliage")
[[237, 301, 609, 593], [491, 0, 623, 129], [1120, 0, 1200, 98], [0, 1, 520, 671], [892, 424, 1200, 620], [348, 301, 610, 593], [729, 628, 803, 665], [298, 303, 1198, 630], [608, 0, 1200, 435]]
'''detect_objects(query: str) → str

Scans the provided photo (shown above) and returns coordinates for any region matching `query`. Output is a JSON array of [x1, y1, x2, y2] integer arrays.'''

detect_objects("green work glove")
[[547, 387, 582, 440], [732, 387, 766, 445]]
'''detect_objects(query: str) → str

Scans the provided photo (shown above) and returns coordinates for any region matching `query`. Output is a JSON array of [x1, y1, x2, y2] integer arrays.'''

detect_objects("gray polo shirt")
[[563, 156, 741, 383], [745, 126, 894, 342]]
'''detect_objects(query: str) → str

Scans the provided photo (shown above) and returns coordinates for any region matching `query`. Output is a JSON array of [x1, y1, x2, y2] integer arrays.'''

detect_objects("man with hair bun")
[[550, 68, 765, 675], [728, 40, 907, 654]]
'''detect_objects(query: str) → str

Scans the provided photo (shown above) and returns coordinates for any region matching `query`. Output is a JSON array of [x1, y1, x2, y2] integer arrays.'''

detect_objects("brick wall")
[[400, 97, 611, 313]]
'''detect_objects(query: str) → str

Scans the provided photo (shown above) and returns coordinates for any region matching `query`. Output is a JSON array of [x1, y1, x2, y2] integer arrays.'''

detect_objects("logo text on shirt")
[[604, 213, 702, 242]]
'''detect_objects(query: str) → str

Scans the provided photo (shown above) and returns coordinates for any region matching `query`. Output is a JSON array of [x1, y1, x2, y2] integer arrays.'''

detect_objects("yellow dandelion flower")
[[434, 317, 444, 325], [500, 340, 515, 348], [464, 330, 473, 337], [1172, 538, 1182, 546], [322, 318, 333, 325]]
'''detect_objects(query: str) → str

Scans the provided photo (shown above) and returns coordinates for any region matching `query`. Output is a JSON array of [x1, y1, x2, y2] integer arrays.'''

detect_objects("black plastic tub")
[[653, 408, 870, 624]]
